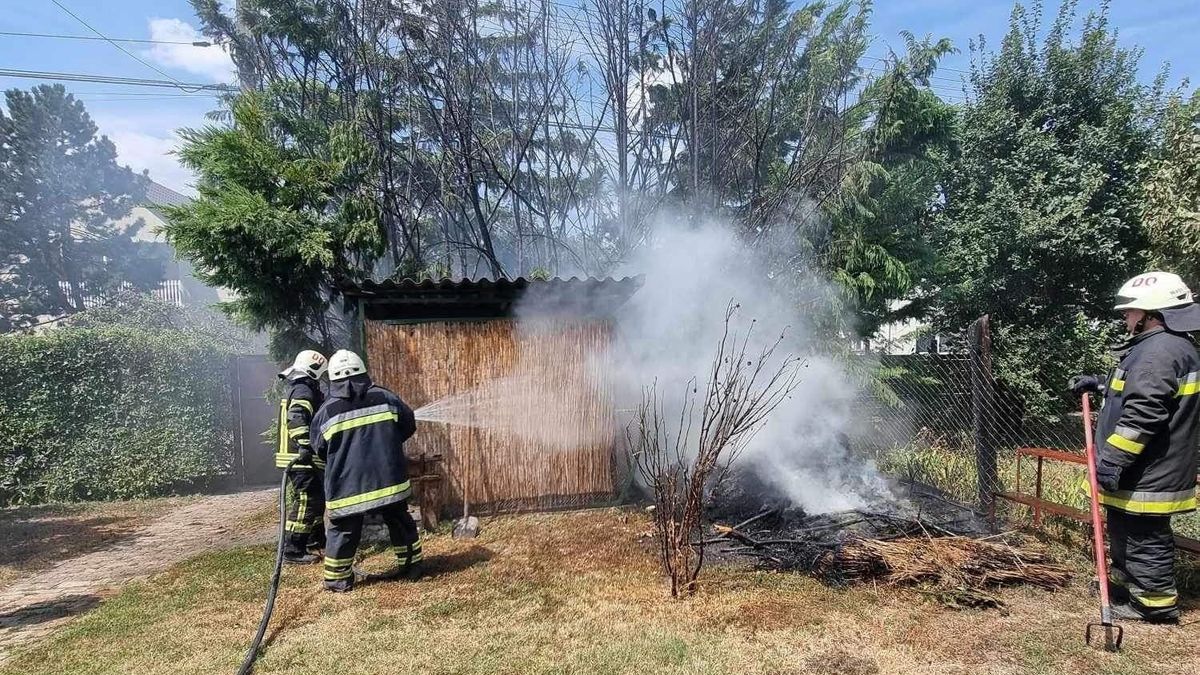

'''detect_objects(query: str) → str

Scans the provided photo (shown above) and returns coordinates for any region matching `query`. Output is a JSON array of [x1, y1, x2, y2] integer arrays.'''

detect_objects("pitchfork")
[[1081, 392, 1124, 652]]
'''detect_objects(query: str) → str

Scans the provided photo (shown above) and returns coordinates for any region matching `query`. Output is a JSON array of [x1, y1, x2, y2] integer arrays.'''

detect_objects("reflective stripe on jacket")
[[276, 377, 325, 470], [311, 375, 416, 520], [1095, 328, 1200, 515]]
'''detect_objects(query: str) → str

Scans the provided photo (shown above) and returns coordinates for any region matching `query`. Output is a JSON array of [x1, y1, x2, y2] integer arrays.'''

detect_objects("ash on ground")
[[702, 470, 997, 584]]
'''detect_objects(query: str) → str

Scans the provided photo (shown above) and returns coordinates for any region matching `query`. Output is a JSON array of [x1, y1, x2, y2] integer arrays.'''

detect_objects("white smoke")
[[607, 218, 892, 514]]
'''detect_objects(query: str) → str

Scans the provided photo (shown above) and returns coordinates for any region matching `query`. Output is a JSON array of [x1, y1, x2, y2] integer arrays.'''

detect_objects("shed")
[[342, 277, 642, 518]]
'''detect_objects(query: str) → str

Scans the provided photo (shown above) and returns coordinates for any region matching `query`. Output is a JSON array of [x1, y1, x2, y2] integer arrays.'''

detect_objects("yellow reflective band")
[[1110, 379, 1125, 392], [285, 521, 312, 533], [1132, 591, 1178, 608], [326, 481, 412, 512], [1106, 433, 1144, 454], [1097, 491, 1197, 515], [324, 569, 353, 580], [1178, 382, 1200, 396], [295, 439, 311, 446], [288, 426, 309, 438], [292, 399, 314, 413], [278, 402, 289, 454], [324, 556, 355, 566], [322, 411, 399, 441]]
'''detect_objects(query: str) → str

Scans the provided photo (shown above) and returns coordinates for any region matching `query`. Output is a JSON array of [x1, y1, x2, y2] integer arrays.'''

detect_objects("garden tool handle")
[[1081, 393, 1122, 651]]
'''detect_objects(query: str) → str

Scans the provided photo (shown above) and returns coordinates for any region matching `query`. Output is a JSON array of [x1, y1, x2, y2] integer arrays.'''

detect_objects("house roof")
[[341, 276, 644, 321], [145, 180, 190, 207]]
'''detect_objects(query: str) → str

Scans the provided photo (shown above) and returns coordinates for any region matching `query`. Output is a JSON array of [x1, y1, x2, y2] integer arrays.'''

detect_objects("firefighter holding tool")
[[1070, 271, 1200, 623]]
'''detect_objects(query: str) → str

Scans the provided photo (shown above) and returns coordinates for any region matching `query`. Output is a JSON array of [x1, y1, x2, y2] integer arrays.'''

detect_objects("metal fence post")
[[970, 315, 998, 509]]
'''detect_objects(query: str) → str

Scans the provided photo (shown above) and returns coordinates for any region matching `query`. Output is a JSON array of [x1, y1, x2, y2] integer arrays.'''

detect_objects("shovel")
[[1080, 392, 1124, 652], [453, 443, 480, 539]]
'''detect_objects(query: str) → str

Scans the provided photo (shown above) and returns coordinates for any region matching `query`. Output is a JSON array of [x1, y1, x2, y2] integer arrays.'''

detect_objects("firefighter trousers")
[[283, 469, 326, 555], [1106, 507, 1179, 618], [323, 500, 422, 583]]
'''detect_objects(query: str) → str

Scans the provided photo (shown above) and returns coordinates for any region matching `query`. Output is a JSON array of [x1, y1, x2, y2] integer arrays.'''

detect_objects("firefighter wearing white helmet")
[[1068, 271, 1200, 623], [276, 349, 329, 564], [309, 349, 422, 591]]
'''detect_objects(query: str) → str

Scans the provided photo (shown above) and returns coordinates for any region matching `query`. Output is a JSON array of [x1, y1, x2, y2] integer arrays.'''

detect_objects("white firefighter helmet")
[[279, 349, 328, 380], [1113, 271, 1193, 311], [1115, 271, 1200, 332], [328, 349, 367, 381]]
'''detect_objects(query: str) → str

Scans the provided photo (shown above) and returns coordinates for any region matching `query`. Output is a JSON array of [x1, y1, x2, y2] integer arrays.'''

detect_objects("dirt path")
[[0, 489, 275, 665]]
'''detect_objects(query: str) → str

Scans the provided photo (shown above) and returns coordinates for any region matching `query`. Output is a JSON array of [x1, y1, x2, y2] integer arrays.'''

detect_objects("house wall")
[[365, 317, 619, 515]]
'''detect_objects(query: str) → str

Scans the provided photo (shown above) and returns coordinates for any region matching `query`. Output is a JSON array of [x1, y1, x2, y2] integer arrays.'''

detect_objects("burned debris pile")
[[700, 474, 1072, 609]]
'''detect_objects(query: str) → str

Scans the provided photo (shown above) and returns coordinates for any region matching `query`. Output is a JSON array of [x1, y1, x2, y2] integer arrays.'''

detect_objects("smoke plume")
[[606, 218, 891, 514]]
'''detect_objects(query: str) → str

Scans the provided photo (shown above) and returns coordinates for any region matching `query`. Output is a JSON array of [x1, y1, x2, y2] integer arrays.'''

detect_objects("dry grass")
[[2, 508, 1198, 675], [829, 535, 1073, 609], [0, 496, 197, 590]]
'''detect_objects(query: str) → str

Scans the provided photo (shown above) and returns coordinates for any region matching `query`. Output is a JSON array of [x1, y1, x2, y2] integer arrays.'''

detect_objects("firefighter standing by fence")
[[311, 349, 422, 592], [1070, 271, 1200, 623], [277, 350, 328, 564]]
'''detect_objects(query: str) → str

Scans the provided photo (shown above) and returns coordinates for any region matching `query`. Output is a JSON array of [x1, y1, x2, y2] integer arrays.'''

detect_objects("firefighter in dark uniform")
[[1071, 271, 1200, 623], [277, 350, 328, 564], [310, 349, 422, 592]]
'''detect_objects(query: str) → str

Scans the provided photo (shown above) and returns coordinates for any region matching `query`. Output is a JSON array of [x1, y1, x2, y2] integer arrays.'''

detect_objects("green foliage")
[[0, 85, 158, 331], [1143, 89, 1200, 284], [0, 327, 233, 505], [829, 32, 958, 336], [930, 2, 1155, 414], [163, 93, 384, 349]]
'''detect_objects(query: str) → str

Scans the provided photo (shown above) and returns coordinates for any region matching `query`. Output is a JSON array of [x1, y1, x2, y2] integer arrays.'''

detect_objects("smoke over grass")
[[606, 219, 891, 514]]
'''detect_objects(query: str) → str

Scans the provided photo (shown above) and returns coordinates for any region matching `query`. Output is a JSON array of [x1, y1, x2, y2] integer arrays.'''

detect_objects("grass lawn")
[[2, 508, 1197, 675], [0, 496, 198, 590]]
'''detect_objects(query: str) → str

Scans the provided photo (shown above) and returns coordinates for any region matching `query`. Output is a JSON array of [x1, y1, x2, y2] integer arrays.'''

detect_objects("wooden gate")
[[231, 355, 279, 486]]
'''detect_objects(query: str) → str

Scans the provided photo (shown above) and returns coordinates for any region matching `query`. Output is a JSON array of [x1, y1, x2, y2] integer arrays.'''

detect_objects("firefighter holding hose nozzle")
[[1069, 271, 1200, 623], [277, 350, 329, 564], [311, 349, 422, 592]]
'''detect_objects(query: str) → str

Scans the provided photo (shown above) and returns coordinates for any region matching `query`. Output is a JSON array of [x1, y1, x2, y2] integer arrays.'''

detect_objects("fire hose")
[[236, 458, 297, 675]]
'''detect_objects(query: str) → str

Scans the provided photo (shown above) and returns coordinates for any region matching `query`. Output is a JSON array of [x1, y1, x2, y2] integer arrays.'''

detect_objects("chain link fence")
[[862, 317, 1087, 509], [861, 316, 1200, 541]]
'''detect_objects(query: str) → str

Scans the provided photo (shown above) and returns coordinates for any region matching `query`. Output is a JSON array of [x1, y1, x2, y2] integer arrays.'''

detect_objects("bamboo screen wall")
[[365, 318, 618, 514]]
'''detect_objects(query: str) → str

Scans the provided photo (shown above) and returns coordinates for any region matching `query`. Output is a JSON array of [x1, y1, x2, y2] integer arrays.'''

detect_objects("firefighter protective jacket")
[[310, 375, 417, 520], [1096, 327, 1200, 515], [277, 376, 324, 470]]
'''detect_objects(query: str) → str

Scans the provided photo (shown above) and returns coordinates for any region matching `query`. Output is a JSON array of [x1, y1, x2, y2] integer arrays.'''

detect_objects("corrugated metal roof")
[[342, 276, 643, 321], [341, 275, 642, 297]]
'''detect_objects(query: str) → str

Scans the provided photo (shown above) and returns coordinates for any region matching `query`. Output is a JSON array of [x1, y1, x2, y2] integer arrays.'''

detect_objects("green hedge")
[[0, 327, 234, 505]]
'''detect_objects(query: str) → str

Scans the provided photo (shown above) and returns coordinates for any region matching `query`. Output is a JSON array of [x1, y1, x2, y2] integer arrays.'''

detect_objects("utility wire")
[[0, 67, 236, 92], [49, 0, 211, 93], [0, 30, 212, 47]]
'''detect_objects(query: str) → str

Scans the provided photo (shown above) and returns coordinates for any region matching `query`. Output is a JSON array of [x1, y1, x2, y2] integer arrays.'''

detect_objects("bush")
[[0, 327, 234, 505]]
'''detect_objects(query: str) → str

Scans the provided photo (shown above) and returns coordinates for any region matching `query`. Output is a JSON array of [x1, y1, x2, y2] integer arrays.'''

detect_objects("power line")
[[0, 30, 213, 47], [0, 68, 236, 92], [49, 0, 210, 93]]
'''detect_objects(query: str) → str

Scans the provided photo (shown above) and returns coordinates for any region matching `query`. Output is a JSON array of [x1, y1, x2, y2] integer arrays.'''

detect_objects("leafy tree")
[[929, 2, 1156, 418], [828, 32, 958, 338], [0, 85, 154, 331], [1143, 89, 1200, 284], [163, 93, 384, 355]]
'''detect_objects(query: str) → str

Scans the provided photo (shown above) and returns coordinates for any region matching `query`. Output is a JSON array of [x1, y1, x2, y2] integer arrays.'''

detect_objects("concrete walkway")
[[0, 489, 275, 665]]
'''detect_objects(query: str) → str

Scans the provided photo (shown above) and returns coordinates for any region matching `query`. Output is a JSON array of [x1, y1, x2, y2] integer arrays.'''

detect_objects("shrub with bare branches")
[[628, 303, 803, 597]]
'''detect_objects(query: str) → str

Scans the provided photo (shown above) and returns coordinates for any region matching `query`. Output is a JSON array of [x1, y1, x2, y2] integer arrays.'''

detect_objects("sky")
[[0, 0, 1196, 197]]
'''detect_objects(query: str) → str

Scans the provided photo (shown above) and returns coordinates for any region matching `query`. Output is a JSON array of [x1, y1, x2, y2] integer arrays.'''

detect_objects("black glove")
[[1095, 460, 1122, 493], [296, 447, 315, 465], [1068, 374, 1103, 395]]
